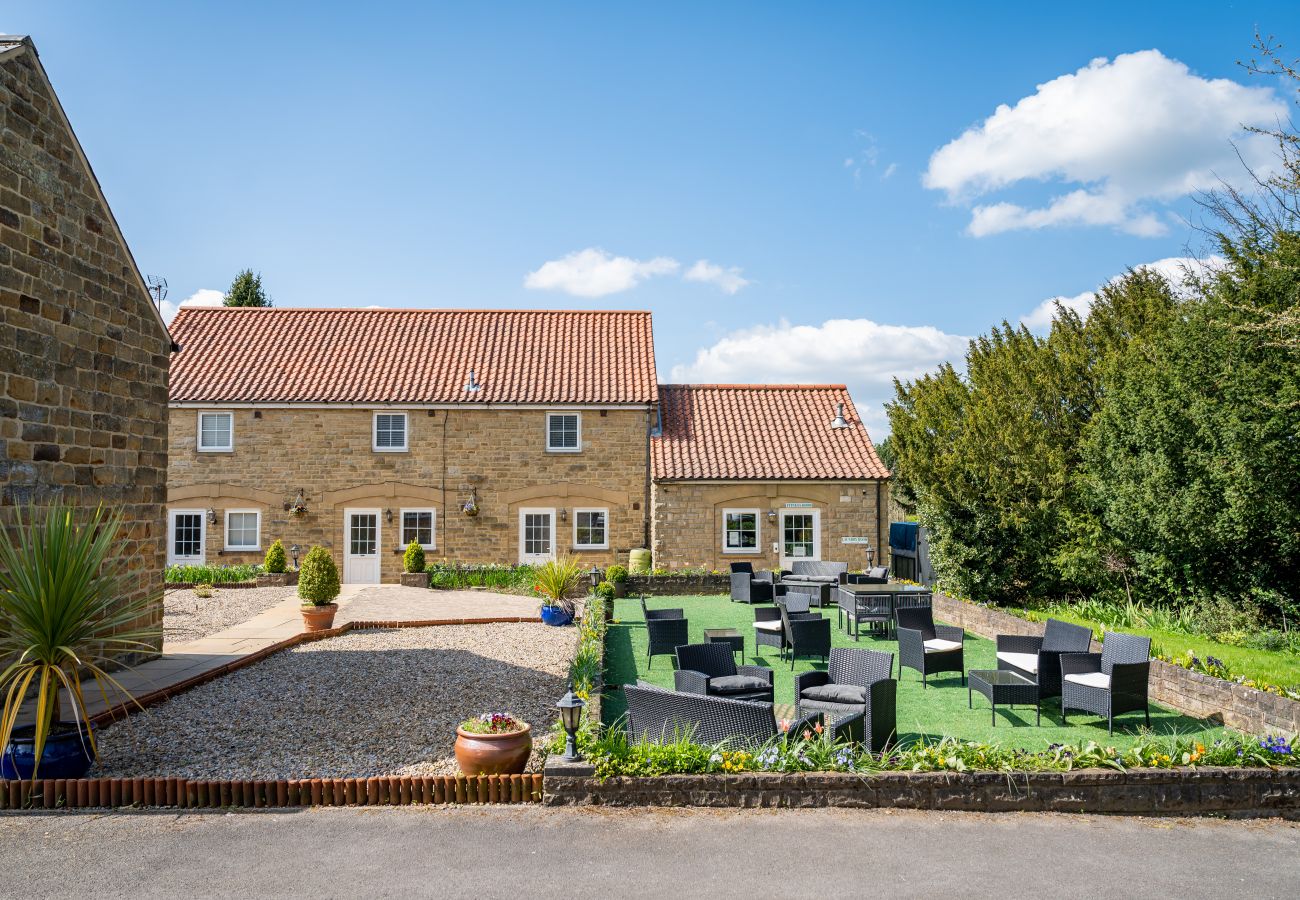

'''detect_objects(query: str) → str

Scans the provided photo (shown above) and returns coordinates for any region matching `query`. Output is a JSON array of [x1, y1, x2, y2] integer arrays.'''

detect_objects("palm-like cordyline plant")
[[0, 503, 161, 778]]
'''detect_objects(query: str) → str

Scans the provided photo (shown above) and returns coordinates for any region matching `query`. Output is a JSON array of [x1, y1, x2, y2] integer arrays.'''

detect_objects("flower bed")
[[165, 563, 263, 585]]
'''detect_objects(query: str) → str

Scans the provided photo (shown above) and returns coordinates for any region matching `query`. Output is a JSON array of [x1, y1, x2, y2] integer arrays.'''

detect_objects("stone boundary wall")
[[542, 766, 1300, 817], [931, 593, 1300, 735], [626, 574, 729, 596], [0, 773, 543, 810]]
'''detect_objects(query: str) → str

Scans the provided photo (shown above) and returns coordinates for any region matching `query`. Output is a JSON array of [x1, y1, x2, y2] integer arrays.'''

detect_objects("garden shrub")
[[594, 580, 616, 601], [297, 546, 340, 605], [403, 540, 426, 574], [605, 565, 628, 584], [264, 539, 288, 574]]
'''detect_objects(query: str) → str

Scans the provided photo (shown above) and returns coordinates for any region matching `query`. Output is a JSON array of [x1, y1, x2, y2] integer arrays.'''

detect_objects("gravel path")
[[163, 586, 297, 647], [96, 623, 575, 779]]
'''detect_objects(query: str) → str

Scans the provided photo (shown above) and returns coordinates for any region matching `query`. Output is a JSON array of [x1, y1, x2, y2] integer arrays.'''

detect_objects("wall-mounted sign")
[[785, 502, 814, 508], [841, 537, 872, 545]]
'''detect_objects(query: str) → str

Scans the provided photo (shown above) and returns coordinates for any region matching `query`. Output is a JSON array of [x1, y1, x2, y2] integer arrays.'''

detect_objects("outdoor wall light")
[[559, 507, 568, 522], [384, 508, 393, 525], [206, 508, 217, 525], [556, 682, 586, 762], [290, 545, 301, 568]]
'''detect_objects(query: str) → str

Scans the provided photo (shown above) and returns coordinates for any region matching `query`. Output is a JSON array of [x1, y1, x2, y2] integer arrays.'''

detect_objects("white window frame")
[[197, 411, 233, 452], [372, 411, 409, 452], [519, 507, 557, 563], [400, 507, 437, 551], [545, 412, 582, 453], [780, 508, 822, 566], [167, 509, 206, 565], [722, 508, 761, 554], [572, 507, 609, 550], [224, 509, 261, 552]]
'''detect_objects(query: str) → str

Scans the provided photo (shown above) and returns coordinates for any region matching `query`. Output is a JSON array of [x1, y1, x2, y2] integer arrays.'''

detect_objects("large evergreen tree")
[[224, 269, 271, 307]]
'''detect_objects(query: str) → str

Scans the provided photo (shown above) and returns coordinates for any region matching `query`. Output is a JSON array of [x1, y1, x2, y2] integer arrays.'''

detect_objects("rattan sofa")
[[996, 618, 1093, 700], [674, 643, 775, 702], [624, 682, 861, 747]]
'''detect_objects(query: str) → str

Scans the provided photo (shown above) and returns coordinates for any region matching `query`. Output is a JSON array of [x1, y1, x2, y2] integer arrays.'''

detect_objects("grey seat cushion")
[[800, 683, 867, 704], [710, 674, 770, 694]]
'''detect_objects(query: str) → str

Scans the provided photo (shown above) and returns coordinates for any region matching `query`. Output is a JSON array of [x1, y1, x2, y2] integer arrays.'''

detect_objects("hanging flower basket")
[[462, 500, 479, 517]]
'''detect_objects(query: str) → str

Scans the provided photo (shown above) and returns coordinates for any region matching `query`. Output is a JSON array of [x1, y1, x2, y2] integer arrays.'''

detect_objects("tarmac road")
[[1, 806, 1296, 899]]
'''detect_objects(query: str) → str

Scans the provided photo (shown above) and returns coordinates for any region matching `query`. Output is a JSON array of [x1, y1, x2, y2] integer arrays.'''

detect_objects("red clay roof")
[[168, 308, 658, 404], [652, 384, 889, 481]]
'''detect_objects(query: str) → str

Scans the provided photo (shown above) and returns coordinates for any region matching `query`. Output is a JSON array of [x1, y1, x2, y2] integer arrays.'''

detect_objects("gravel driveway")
[[96, 622, 575, 779], [164, 586, 297, 647]]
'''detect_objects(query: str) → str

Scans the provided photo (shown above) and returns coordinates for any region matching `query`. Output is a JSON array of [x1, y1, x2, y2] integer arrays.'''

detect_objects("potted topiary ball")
[[605, 564, 629, 599], [258, 539, 292, 587], [400, 540, 429, 588], [297, 545, 341, 631], [454, 713, 532, 776]]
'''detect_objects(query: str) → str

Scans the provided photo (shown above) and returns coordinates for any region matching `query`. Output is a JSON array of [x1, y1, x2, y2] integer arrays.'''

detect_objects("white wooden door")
[[518, 508, 556, 564], [168, 510, 205, 566], [779, 510, 821, 568], [343, 509, 381, 584]]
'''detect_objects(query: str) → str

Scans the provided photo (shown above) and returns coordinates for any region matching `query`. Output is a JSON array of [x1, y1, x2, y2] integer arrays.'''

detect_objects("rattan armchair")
[[779, 603, 831, 669], [753, 606, 784, 656], [640, 596, 687, 669], [1060, 632, 1152, 733], [895, 606, 965, 688], [996, 618, 1093, 699], [795, 648, 897, 752], [674, 642, 775, 702]]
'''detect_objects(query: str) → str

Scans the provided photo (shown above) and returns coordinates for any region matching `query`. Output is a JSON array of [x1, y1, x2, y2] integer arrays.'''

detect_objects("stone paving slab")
[[336, 585, 540, 624]]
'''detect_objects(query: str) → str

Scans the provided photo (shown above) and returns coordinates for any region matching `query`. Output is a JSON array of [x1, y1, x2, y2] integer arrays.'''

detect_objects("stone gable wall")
[[650, 480, 888, 572], [167, 406, 652, 581], [0, 47, 170, 653]]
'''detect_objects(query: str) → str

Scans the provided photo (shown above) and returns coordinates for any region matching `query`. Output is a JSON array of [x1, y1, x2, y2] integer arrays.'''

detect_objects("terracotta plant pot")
[[300, 602, 339, 632], [454, 723, 532, 776]]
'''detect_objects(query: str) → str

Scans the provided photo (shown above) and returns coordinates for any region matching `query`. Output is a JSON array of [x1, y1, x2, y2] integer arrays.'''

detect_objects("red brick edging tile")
[[0, 773, 545, 810]]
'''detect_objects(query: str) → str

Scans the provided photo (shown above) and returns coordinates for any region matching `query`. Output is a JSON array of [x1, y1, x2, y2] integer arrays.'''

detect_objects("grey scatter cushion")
[[800, 683, 867, 704], [710, 675, 770, 694]]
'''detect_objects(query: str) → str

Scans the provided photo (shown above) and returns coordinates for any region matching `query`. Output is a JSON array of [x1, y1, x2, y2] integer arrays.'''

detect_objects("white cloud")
[[524, 248, 679, 297], [160, 288, 223, 324], [683, 260, 750, 294], [671, 317, 970, 434], [924, 50, 1286, 236], [1020, 255, 1226, 330]]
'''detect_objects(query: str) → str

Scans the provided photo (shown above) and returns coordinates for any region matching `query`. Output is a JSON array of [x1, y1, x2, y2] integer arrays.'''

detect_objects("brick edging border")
[[541, 766, 1300, 817], [91, 615, 543, 728], [0, 773, 544, 810]]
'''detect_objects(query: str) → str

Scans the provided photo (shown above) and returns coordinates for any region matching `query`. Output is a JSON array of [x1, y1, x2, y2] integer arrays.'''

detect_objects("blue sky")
[[6, 1, 1297, 432]]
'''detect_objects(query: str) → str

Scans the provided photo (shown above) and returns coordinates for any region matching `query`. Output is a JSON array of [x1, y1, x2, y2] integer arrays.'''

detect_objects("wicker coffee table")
[[703, 628, 744, 662], [968, 669, 1039, 726]]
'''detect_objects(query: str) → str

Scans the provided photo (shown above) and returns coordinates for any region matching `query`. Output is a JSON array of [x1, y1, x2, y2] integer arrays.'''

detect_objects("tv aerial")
[[146, 274, 168, 309]]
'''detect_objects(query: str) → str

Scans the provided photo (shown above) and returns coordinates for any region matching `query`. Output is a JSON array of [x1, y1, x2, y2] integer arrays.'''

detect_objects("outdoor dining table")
[[836, 583, 933, 640]]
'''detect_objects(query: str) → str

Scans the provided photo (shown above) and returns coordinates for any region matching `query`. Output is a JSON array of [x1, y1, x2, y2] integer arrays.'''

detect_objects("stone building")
[[165, 308, 657, 582], [650, 385, 890, 572], [0, 36, 172, 644]]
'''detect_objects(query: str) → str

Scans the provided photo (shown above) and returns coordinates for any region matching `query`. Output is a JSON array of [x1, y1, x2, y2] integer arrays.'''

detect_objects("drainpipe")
[[643, 408, 653, 550], [875, 480, 884, 568], [441, 410, 449, 560]]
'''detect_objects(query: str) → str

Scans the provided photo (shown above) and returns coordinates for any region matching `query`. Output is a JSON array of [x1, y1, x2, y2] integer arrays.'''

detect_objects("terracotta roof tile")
[[652, 384, 889, 481], [168, 308, 658, 405]]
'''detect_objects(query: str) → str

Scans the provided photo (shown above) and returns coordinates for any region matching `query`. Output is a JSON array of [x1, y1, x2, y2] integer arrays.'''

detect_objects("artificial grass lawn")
[[604, 595, 1227, 751], [1017, 609, 1300, 692]]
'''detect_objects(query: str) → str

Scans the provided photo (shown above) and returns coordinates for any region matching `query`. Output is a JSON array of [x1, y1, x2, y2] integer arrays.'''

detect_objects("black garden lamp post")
[[588, 565, 602, 591], [556, 682, 586, 762], [290, 544, 301, 569]]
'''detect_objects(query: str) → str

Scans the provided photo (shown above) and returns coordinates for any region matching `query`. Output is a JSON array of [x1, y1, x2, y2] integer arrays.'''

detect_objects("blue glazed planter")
[[2, 724, 95, 780], [539, 605, 574, 627]]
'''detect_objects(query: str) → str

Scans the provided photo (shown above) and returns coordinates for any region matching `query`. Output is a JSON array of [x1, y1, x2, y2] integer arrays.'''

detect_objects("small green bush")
[[297, 546, 340, 605], [264, 539, 288, 574], [605, 564, 628, 584], [403, 540, 426, 574], [594, 580, 616, 601]]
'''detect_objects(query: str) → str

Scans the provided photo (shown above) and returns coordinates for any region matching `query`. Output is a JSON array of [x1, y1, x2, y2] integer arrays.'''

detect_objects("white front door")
[[168, 510, 206, 566], [519, 508, 556, 564], [343, 508, 381, 584], [779, 509, 821, 568]]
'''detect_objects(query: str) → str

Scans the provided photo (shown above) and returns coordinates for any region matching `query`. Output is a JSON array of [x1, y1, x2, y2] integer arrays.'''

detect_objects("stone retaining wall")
[[931, 593, 1300, 734], [626, 574, 729, 596], [542, 765, 1300, 817]]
